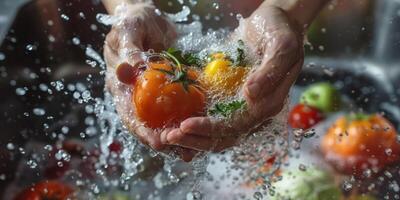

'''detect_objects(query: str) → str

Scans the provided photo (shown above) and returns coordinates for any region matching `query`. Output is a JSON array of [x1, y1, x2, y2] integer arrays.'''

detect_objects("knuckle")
[[275, 31, 299, 53]]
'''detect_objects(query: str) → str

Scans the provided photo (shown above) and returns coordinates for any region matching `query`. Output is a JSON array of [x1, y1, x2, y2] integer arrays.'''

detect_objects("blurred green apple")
[[300, 82, 341, 113]]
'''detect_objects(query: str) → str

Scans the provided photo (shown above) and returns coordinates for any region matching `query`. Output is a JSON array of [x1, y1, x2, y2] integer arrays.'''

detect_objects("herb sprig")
[[166, 47, 202, 67], [208, 100, 246, 117], [155, 49, 199, 92]]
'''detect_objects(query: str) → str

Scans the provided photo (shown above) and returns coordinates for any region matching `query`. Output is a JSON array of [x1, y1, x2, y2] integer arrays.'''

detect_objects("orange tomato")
[[14, 181, 74, 200], [133, 61, 206, 129], [321, 114, 400, 176]]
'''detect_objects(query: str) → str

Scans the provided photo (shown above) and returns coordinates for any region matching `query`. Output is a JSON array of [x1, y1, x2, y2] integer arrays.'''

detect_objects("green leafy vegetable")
[[166, 47, 201, 67], [209, 100, 246, 117], [234, 40, 247, 66]]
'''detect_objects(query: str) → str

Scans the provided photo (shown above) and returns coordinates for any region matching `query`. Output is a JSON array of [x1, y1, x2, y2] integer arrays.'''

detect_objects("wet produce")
[[288, 104, 324, 129], [14, 181, 74, 200], [267, 168, 341, 200], [202, 51, 249, 96], [300, 82, 341, 113], [321, 113, 400, 176], [133, 54, 206, 129]]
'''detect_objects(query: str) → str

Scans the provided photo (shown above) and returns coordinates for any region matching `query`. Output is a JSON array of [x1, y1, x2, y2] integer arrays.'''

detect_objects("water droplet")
[[15, 88, 26, 96], [33, 108, 46, 116], [0, 52, 5, 61], [343, 181, 353, 191], [298, 164, 307, 171], [6, 143, 15, 150], [79, 12, 85, 19], [61, 14, 70, 21], [26, 44, 37, 51], [48, 35, 56, 42], [166, 6, 190, 22], [385, 148, 393, 156], [303, 129, 316, 138], [96, 13, 117, 25], [27, 160, 38, 169], [253, 192, 263, 199], [61, 126, 69, 134], [212, 2, 220, 10], [44, 145, 53, 151], [72, 37, 80, 45]]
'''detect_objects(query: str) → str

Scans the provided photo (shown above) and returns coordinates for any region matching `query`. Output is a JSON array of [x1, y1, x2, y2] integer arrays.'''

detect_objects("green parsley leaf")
[[208, 100, 246, 117], [167, 47, 201, 67]]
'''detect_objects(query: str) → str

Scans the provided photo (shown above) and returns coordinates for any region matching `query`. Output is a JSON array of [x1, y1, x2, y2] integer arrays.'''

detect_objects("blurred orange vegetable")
[[321, 114, 400, 176]]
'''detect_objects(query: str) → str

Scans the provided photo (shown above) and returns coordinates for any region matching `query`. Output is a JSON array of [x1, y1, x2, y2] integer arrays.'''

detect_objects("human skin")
[[102, 0, 329, 160]]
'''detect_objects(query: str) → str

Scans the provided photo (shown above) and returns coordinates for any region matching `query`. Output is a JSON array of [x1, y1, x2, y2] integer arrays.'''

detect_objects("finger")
[[179, 117, 236, 138], [164, 129, 237, 152]]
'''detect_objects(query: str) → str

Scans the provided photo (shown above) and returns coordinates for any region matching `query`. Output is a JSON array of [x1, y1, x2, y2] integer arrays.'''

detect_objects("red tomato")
[[288, 104, 324, 129], [108, 141, 122, 153], [134, 61, 206, 129], [116, 62, 143, 85], [14, 181, 73, 200]]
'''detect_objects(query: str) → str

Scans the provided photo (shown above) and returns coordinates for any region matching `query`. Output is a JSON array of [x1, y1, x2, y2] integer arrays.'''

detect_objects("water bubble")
[[343, 181, 353, 191], [90, 24, 98, 31], [72, 37, 81, 45], [96, 13, 117, 25], [363, 169, 372, 178], [44, 145, 53, 151], [79, 12, 86, 19], [0, 53, 4, 62], [25, 44, 37, 51], [61, 14, 70, 21], [166, 6, 190, 22], [27, 160, 38, 169], [47, 20, 54, 26], [298, 164, 307, 171], [212, 2, 220, 10], [86, 46, 105, 68], [15, 88, 26, 96], [303, 129, 316, 138], [61, 126, 69, 134], [39, 83, 48, 92], [253, 192, 263, 200], [48, 35, 56, 42], [188, 0, 198, 6], [0, 174, 6, 181], [33, 108, 46, 116], [385, 148, 393, 156], [6, 143, 15, 150]]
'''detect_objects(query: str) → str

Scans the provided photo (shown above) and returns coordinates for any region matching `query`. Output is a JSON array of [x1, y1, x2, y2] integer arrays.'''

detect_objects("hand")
[[103, 2, 196, 161], [161, 5, 304, 153]]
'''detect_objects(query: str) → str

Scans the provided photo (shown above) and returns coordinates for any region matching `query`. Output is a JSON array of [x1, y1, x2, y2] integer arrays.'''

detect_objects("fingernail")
[[180, 121, 191, 133], [246, 82, 261, 99]]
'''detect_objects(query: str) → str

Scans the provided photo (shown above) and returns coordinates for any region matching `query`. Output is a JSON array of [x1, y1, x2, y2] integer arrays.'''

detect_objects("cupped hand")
[[103, 2, 196, 161], [161, 5, 304, 153]]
